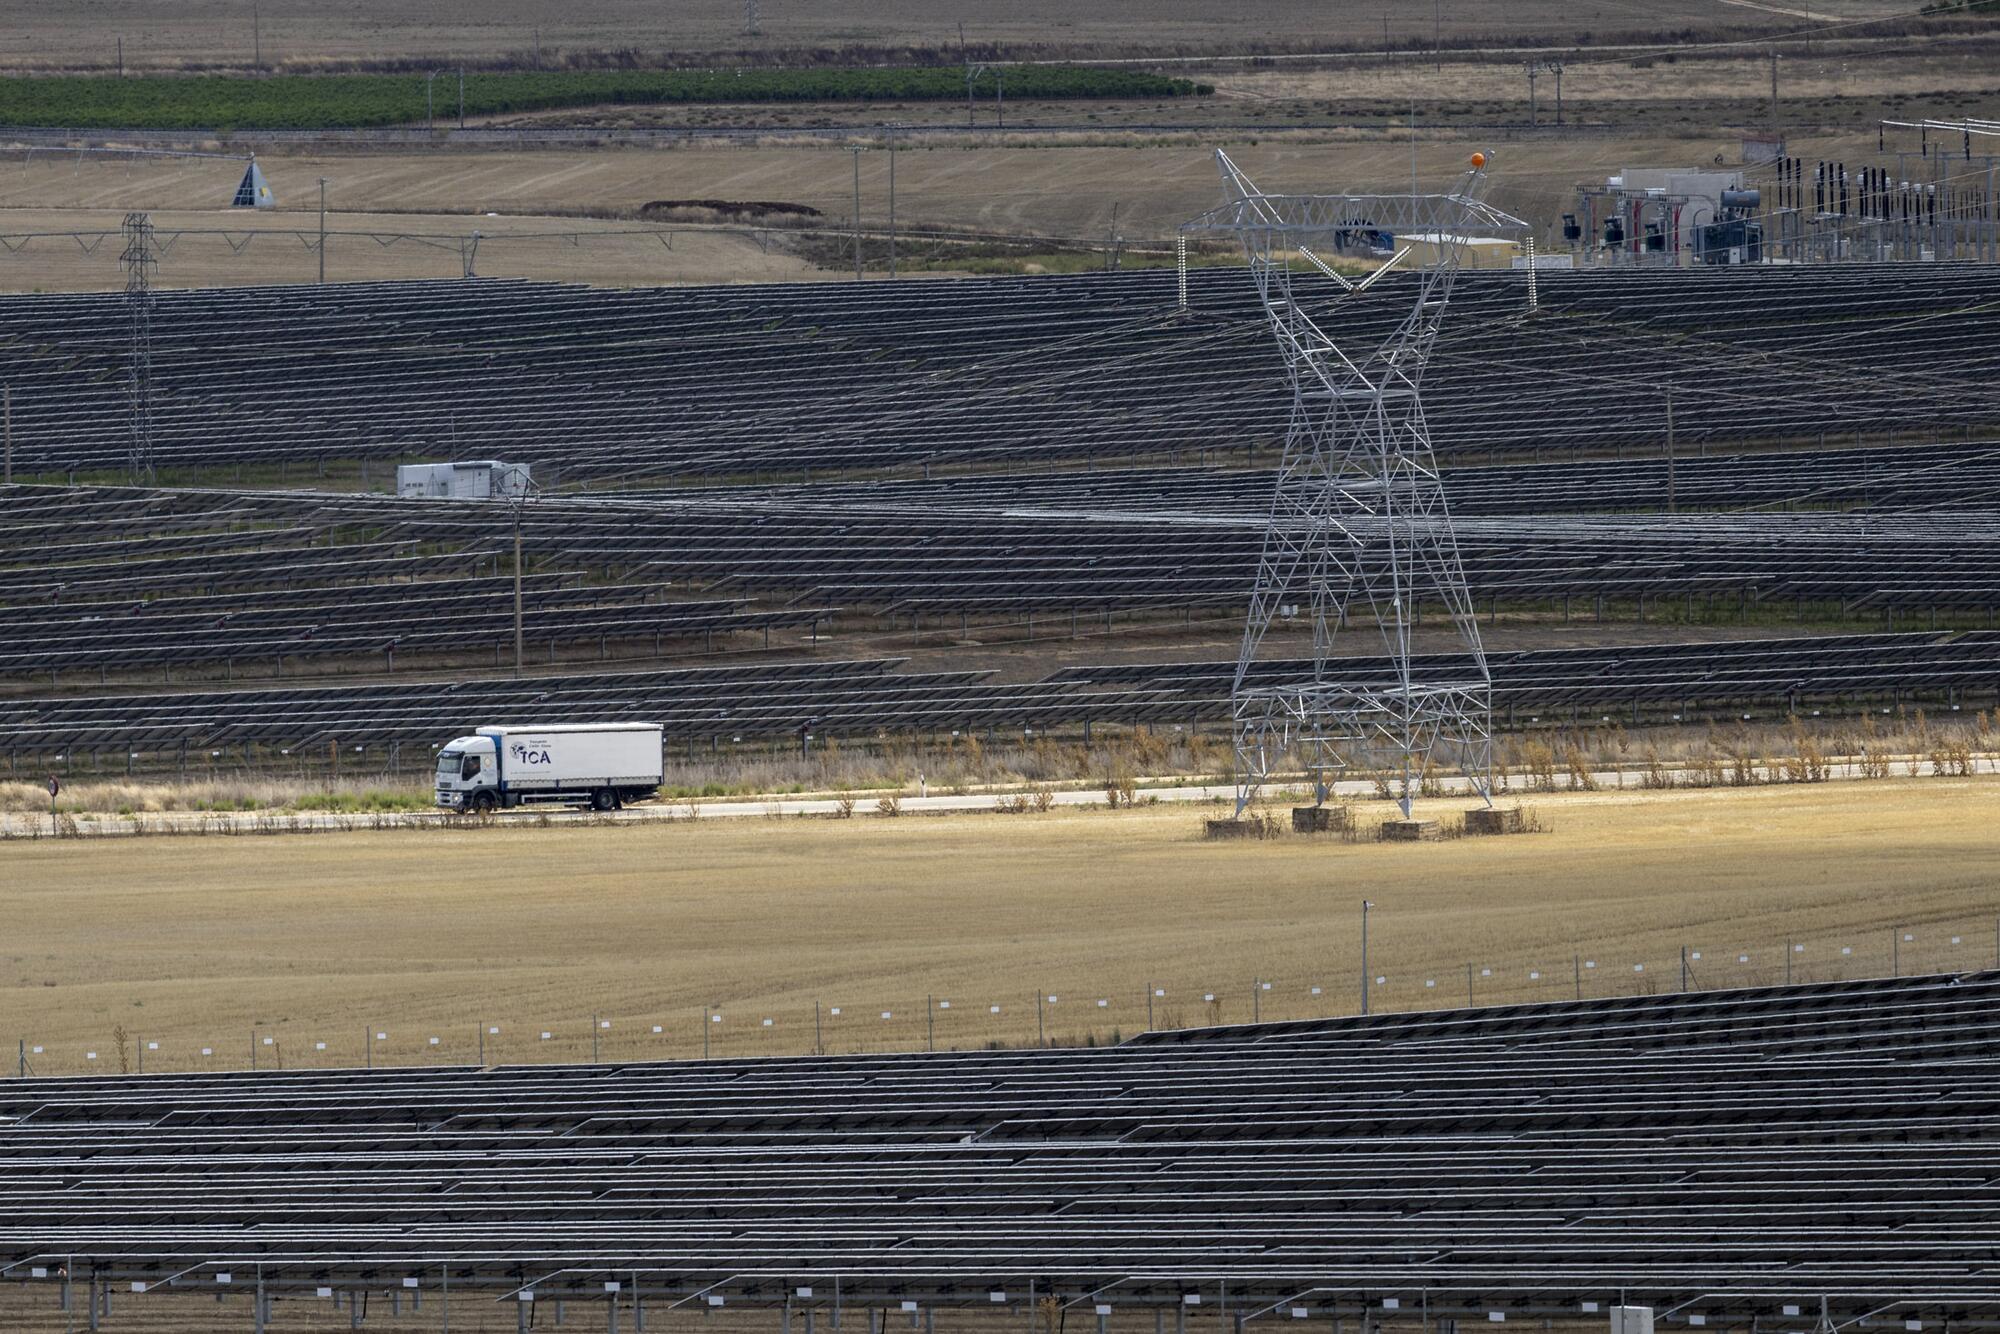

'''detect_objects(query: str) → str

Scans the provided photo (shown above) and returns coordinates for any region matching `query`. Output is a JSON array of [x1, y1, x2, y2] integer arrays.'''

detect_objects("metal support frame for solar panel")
[[120, 212, 157, 488], [1185, 152, 1527, 817]]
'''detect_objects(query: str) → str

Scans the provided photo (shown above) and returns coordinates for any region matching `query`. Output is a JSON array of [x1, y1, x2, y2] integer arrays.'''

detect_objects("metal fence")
[[14, 914, 1998, 1078]]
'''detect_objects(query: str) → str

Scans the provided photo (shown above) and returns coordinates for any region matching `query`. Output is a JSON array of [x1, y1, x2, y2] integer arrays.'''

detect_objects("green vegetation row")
[[0, 67, 1209, 130]]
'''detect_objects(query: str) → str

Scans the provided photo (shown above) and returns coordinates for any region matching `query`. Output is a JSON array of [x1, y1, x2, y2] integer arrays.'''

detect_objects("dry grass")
[[0, 205, 843, 293], [0, 128, 1860, 291], [3, 777, 1996, 1076], [0, 0, 1918, 72], [0, 82, 1949, 291]]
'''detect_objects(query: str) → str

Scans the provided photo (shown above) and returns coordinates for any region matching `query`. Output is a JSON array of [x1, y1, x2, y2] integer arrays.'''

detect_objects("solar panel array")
[[0, 973, 1994, 1319], [707, 437, 2000, 519], [11, 483, 2000, 654], [5, 631, 1995, 756], [1, 264, 1996, 481], [0, 485, 833, 680]]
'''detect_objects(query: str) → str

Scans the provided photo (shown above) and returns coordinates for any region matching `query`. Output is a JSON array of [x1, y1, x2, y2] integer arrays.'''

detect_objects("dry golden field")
[[0, 0, 1916, 71], [0, 128, 1897, 291], [2, 778, 1996, 1077]]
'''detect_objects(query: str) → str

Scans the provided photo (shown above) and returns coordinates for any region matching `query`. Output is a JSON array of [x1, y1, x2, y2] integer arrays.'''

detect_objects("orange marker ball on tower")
[[1469, 152, 1488, 169]]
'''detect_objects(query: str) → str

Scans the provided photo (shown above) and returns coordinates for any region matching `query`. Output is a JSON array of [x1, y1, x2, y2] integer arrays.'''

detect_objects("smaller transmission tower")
[[121, 212, 157, 487]]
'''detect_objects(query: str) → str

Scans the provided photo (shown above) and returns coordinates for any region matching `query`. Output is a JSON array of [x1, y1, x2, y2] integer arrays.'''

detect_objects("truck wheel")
[[590, 788, 617, 812], [470, 791, 497, 815]]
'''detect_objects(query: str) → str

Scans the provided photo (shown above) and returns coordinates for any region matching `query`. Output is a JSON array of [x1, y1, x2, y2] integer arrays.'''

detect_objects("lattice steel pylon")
[[1185, 151, 1528, 818], [121, 211, 157, 487]]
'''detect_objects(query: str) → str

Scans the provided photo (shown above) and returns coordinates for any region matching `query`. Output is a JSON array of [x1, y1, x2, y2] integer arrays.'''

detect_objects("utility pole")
[[1665, 385, 1676, 514], [458, 67, 465, 130], [1525, 62, 1538, 128], [1360, 900, 1373, 1016], [3, 384, 11, 486], [512, 503, 525, 675], [117, 36, 123, 76], [850, 147, 863, 280], [888, 136, 897, 279], [1549, 60, 1563, 126], [509, 473, 535, 674], [1769, 50, 1780, 142], [316, 177, 327, 284]]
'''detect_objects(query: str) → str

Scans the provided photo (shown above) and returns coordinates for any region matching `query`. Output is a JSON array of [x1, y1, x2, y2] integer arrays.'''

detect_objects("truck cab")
[[435, 734, 499, 812]]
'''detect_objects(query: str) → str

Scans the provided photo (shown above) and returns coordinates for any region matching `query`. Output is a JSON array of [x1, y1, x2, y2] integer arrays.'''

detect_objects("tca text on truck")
[[435, 723, 664, 813]]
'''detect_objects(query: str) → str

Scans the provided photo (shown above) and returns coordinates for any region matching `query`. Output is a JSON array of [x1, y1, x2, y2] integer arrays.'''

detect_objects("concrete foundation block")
[[1291, 805, 1351, 834], [1464, 806, 1525, 836], [1380, 818, 1442, 842]]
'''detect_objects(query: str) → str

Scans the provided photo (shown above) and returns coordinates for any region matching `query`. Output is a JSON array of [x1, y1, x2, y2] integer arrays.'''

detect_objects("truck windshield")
[[436, 749, 462, 772]]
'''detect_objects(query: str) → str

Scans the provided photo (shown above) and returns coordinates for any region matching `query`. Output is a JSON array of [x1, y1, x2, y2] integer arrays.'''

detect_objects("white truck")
[[434, 723, 663, 813]]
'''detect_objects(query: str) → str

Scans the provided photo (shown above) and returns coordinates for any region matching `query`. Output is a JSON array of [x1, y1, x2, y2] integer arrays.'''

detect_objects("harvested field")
[[3, 778, 1996, 1075], [0, 0, 1920, 72], [0, 206, 841, 291], [0, 129, 1885, 290]]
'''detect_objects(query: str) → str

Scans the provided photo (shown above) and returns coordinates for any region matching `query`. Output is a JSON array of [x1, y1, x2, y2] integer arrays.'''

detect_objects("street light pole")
[[316, 177, 327, 284], [1361, 900, 1374, 1015]]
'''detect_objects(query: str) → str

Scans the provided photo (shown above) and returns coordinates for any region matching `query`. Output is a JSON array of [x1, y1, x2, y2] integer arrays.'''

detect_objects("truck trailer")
[[435, 723, 663, 813]]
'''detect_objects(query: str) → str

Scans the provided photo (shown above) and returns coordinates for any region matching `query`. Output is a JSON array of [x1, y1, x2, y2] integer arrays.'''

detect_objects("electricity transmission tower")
[[121, 211, 158, 487], [1185, 151, 1527, 818]]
